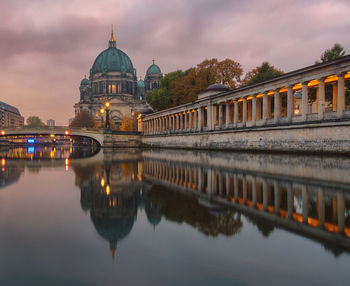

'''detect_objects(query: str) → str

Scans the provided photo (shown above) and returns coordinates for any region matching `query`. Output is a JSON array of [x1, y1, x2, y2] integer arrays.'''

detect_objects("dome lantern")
[[109, 24, 116, 48]]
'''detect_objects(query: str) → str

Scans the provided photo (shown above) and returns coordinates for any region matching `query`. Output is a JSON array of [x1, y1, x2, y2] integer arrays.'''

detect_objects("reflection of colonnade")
[[142, 57, 350, 135], [143, 158, 350, 248]]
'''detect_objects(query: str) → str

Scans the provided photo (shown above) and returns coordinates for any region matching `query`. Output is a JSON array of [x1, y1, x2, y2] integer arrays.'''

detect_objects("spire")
[[109, 24, 116, 48], [152, 57, 155, 64]]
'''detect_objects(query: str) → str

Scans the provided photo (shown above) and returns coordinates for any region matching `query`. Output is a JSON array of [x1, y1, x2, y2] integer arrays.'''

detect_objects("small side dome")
[[81, 77, 90, 86], [137, 79, 145, 88], [146, 64, 161, 75], [205, 83, 229, 92]]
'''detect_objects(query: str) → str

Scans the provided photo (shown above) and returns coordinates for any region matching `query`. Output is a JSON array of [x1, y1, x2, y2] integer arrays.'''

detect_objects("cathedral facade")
[[74, 28, 162, 128]]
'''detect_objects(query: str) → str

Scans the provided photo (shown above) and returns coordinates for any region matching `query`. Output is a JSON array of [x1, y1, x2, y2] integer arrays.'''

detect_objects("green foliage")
[[26, 116, 45, 127], [146, 59, 243, 111], [317, 43, 346, 64], [242, 62, 283, 86], [69, 110, 96, 128]]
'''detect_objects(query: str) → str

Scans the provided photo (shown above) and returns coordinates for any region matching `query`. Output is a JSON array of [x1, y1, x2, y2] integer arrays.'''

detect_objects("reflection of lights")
[[1, 130, 5, 136], [50, 151, 54, 158], [27, 139, 35, 144], [1, 158, 5, 166], [65, 158, 69, 171], [106, 184, 110, 196], [50, 134, 55, 138], [100, 177, 105, 187], [65, 130, 69, 136], [28, 146, 34, 154]]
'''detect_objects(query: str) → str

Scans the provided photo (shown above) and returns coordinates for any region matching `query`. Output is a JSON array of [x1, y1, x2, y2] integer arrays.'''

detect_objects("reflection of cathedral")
[[74, 27, 161, 128], [75, 160, 162, 260]]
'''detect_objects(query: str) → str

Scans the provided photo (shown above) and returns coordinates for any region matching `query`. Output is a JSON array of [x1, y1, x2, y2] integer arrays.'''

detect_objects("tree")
[[119, 116, 134, 131], [317, 43, 346, 64], [146, 58, 242, 111], [242, 62, 283, 86], [26, 116, 45, 127], [69, 110, 96, 128]]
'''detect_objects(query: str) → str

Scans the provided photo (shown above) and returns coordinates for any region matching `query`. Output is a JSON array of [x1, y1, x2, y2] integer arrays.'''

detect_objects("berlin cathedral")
[[74, 27, 161, 128]]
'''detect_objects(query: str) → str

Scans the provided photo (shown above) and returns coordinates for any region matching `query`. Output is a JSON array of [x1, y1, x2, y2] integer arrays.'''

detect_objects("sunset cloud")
[[0, 0, 349, 124]]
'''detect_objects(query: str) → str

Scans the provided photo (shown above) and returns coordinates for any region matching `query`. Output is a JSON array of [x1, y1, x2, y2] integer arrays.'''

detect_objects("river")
[[0, 145, 349, 285]]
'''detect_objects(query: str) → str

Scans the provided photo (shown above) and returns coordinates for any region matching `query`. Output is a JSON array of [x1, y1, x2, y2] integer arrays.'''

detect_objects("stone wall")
[[103, 133, 142, 148], [142, 121, 350, 153]]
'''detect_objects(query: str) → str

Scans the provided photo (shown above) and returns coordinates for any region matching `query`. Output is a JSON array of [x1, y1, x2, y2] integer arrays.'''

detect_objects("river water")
[[0, 145, 349, 285]]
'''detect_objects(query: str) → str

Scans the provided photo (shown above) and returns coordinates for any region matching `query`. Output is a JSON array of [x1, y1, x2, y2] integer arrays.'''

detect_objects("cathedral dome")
[[91, 47, 134, 75], [80, 77, 90, 86], [137, 79, 145, 88], [205, 83, 229, 92], [146, 63, 161, 75]]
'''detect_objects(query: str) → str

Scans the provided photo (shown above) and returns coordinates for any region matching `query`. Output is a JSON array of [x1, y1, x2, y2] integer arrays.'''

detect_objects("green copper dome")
[[146, 63, 161, 75], [137, 79, 145, 88], [80, 78, 90, 85], [91, 47, 134, 75]]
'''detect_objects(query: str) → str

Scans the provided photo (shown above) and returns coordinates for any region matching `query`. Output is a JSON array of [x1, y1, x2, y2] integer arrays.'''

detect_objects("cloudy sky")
[[0, 0, 349, 125]]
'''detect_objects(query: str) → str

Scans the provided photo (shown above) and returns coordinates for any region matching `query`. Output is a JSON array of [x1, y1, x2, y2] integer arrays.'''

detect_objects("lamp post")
[[105, 101, 111, 131]]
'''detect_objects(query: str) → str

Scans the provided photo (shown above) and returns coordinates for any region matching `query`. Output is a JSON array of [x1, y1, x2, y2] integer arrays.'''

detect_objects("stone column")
[[274, 89, 280, 124], [225, 101, 230, 128], [198, 168, 203, 192], [318, 78, 325, 120], [194, 109, 197, 130], [287, 85, 294, 122], [180, 113, 183, 130], [207, 103, 214, 130], [263, 92, 268, 124], [252, 95, 256, 126], [337, 73, 345, 118], [189, 111, 193, 131], [218, 103, 223, 128], [198, 107, 202, 131], [302, 81, 308, 121], [242, 98, 247, 127], [233, 101, 238, 128]]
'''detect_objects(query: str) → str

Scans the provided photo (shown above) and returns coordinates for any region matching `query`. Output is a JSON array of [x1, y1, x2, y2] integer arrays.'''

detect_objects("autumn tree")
[[26, 116, 45, 127], [316, 43, 346, 64], [119, 116, 134, 131], [69, 110, 96, 128], [242, 62, 283, 86]]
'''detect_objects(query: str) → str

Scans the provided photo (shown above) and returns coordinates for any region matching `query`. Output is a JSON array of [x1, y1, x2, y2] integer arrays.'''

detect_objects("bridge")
[[0, 126, 142, 148], [141, 56, 350, 153]]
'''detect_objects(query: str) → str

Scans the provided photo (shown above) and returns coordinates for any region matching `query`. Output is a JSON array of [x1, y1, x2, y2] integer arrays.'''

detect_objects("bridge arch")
[[1, 127, 105, 147]]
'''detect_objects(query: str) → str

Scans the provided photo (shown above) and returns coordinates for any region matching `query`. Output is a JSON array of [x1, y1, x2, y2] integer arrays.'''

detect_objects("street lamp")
[[105, 101, 111, 131]]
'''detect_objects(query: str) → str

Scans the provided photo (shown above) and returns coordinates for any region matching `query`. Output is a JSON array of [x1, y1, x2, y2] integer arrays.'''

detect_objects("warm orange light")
[[279, 87, 288, 93], [65, 130, 69, 136], [238, 98, 243, 102], [247, 96, 253, 100], [267, 90, 275, 96], [105, 101, 110, 108], [307, 79, 319, 87], [50, 134, 55, 138], [324, 75, 338, 83], [345, 72, 350, 79], [100, 177, 105, 187], [106, 185, 110, 196], [293, 83, 302, 90], [1, 158, 5, 166], [256, 93, 263, 98], [65, 158, 69, 171], [1, 130, 5, 136], [100, 108, 105, 114]]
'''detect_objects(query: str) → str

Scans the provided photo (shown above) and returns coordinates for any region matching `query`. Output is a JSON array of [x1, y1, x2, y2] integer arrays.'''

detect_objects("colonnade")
[[143, 159, 350, 237], [142, 69, 350, 135]]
